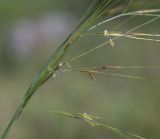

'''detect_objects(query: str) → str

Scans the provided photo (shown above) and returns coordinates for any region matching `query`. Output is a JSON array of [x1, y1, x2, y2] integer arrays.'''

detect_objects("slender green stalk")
[[1, 0, 126, 139]]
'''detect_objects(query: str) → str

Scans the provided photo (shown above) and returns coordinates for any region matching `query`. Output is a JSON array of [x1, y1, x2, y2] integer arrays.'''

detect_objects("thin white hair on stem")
[[97, 31, 160, 42], [119, 35, 160, 42], [70, 16, 160, 63], [81, 31, 160, 43], [88, 9, 160, 31], [112, 1, 158, 31]]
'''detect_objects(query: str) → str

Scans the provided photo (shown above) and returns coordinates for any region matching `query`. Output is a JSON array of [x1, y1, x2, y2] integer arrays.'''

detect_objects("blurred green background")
[[0, 0, 160, 139]]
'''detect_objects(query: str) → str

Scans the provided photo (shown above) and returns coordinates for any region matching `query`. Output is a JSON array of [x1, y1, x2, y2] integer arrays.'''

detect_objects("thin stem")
[[70, 13, 160, 63], [0, 1, 115, 139], [88, 9, 160, 31]]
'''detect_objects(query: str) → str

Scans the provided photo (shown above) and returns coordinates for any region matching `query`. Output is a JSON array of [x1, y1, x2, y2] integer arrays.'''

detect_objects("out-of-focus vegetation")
[[0, 0, 160, 139]]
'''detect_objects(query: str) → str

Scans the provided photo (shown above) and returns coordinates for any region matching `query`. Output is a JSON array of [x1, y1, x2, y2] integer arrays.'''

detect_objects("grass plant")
[[1, 0, 160, 139]]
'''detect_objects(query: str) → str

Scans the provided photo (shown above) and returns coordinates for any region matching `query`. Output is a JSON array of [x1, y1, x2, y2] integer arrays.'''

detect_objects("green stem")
[[0, 27, 80, 139], [1, 0, 118, 138]]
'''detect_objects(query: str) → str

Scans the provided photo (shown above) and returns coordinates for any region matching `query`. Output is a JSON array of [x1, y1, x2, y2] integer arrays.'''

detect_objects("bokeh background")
[[0, 0, 160, 139]]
